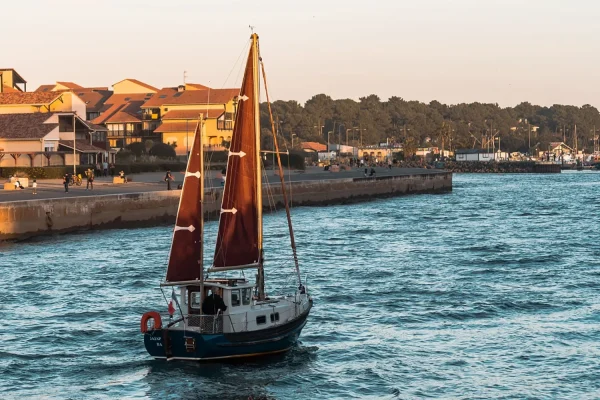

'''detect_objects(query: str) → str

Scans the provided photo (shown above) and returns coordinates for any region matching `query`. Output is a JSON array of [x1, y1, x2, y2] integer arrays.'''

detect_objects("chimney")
[[178, 85, 185, 92]]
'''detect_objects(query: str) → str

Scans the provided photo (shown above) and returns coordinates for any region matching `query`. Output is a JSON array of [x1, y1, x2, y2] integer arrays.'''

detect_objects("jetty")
[[0, 167, 451, 241]]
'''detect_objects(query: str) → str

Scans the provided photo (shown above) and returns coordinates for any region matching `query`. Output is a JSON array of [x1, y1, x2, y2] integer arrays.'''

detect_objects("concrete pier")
[[0, 171, 451, 241]]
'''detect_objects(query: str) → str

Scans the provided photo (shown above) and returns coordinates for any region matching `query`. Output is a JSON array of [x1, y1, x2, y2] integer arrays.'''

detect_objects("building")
[[0, 90, 86, 116], [141, 84, 239, 155], [455, 148, 509, 162], [0, 112, 109, 167], [300, 142, 327, 153], [359, 146, 392, 162], [35, 81, 113, 121], [0, 75, 111, 165], [0, 68, 27, 93], [548, 142, 573, 156], [91, 79, 158, 149]]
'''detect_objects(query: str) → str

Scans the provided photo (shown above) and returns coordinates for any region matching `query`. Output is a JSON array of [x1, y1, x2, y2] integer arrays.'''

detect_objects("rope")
[[257, 45, 302, 287]]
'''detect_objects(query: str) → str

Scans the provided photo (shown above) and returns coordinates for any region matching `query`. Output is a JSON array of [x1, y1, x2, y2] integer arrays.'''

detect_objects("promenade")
[[0, 166, 437, 202]]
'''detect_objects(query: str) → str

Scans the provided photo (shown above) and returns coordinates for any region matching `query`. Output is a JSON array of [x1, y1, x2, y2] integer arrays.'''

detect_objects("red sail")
[[165, 122, 203, 282], [213, 46, 259, 269]]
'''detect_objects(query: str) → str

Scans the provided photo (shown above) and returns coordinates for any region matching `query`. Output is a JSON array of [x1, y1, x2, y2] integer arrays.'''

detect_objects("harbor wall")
[[0, 172, 451, 241]]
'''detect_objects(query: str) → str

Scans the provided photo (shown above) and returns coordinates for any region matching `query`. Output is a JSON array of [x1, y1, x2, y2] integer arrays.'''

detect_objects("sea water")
[[1, 172, 599, 399]]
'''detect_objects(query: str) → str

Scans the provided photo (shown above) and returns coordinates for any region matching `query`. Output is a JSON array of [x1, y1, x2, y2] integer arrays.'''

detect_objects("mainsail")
[[213, 43, 260, 269], [165, 121, 203, 282]]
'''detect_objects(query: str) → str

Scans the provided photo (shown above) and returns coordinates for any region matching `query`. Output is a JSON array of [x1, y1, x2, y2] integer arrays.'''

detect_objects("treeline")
[[259, 94, 600, 154]]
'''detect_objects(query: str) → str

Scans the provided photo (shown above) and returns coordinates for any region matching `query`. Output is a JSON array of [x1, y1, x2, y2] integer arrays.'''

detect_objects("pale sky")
[[3, 0, 600, 107]]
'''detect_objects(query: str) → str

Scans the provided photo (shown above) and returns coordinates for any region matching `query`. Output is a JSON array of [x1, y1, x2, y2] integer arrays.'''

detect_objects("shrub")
[[0, 166, 94, 179], [116, 149, 134, 163], [150, 143, 177, 159]]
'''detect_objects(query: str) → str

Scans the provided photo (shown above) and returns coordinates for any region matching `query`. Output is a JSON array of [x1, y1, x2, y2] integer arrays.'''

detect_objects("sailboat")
[[141, 33, 312, 361]]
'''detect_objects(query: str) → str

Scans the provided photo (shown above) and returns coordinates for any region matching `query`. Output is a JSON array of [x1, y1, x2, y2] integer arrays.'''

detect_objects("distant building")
[[455, 148, 509, 162], [359, 146, 392, 162], [300, 142, 327, 153], [548, 142, 573, 156]]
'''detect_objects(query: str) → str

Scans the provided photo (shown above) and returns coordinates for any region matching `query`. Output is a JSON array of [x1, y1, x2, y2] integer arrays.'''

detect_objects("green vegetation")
[[261, 95, 600, 153], [149, 143, 177, 159]]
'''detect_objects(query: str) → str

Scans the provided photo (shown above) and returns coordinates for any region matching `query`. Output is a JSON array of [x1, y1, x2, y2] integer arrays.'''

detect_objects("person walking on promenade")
[[96, 161, 102, 177], [110, 163, 115, 177], [32, 179, 37, 195], [165, 170, 174, 190], [103, 161, 108, 177], [85, 168, 94, 190], [63, 174, 69, 193]]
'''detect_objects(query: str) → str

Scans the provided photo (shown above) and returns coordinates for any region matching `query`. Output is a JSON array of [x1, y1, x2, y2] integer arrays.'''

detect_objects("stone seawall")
[[0, 172, 451, 241]]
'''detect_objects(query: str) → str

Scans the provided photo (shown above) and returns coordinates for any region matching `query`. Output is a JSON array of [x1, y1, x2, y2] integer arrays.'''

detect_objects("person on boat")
[[202, 289, 227, 315]]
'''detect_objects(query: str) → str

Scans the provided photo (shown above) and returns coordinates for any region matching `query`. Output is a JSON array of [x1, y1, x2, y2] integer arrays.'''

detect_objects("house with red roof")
[[0, 112, 110, 167], [141, 83, 239, 155]]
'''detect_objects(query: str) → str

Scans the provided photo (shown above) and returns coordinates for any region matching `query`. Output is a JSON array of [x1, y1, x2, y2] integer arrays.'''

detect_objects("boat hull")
[[144, 303, 311, 361]]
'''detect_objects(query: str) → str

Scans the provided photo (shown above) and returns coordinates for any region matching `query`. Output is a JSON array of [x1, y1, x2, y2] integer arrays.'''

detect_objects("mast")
[[199, 114, 205, 301], [252, 33, 265, 300]]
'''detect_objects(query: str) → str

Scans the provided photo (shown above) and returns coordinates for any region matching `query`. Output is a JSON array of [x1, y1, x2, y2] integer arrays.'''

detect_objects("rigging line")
[[220, 39, 250, 89], [260, 158, 276, 212], [258, 47, 302, 287]]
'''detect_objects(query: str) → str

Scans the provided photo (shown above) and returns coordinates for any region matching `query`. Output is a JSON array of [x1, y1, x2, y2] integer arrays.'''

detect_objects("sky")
[[3, 0, 600, 107]]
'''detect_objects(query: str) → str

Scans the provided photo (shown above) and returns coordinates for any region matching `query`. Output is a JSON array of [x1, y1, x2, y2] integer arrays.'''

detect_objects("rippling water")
[[1, 172, 600, 399]]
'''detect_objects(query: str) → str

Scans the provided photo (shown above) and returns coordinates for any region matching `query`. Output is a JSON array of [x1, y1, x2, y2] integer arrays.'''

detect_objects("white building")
[[455, 149, 509, 162]]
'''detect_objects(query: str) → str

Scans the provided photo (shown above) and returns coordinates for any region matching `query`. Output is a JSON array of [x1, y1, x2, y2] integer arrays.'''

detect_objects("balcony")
[[217, 120, 233, 130], [142, 113, 160, 121]]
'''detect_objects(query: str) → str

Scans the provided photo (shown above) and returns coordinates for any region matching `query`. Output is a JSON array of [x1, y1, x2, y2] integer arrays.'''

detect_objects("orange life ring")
[[140, 311, 162, 333]]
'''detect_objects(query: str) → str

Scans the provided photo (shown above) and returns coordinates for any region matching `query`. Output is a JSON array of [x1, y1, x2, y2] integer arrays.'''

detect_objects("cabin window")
[[190, 292, 201, 309], [242, 288, 251, 305], [231, 290, 241, 307], [270, 313, 280, 322], [256, 315, 266, 325]]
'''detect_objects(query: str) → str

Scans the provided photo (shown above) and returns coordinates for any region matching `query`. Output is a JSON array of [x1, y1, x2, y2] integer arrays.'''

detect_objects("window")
[[256, 315, 266, 325], [190, 292, 201, 309], [159, 95, 167, 99], [231, 290, 240, 307], [242, 288, 251, 305], [270, 313, 280, 322]]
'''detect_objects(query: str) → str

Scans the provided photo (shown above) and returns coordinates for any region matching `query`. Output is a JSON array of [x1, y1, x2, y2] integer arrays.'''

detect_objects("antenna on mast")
[[183, 70, 187, 84], [249, 25, 255, 34]]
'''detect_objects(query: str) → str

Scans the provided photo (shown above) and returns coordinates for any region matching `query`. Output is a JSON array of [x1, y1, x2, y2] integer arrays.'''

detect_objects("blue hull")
[[144, 306, 311, 360]]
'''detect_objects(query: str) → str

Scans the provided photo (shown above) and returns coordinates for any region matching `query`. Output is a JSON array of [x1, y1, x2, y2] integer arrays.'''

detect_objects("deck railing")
[[186, 314, 224, 333]]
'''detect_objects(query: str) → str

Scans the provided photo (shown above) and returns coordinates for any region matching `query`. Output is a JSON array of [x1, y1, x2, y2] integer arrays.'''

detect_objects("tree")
[[126, 142, 146, 157], [150, 143, 176, 159]]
